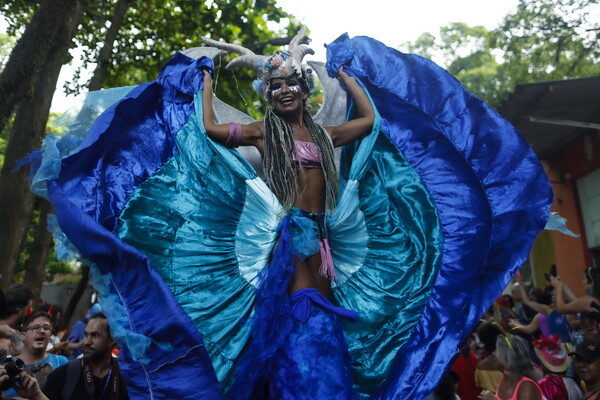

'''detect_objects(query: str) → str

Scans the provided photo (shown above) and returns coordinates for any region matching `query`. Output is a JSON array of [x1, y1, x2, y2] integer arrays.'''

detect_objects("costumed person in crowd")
[[533, 335, 583, 400], [480, 334, 544, 400], [200, 28, 374, 399], [28, 26, 556, 399], [551, 267, 600, 315]]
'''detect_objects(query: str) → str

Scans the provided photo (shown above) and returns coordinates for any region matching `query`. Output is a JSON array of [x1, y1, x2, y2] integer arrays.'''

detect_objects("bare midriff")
[[289, 166, 332, 298]]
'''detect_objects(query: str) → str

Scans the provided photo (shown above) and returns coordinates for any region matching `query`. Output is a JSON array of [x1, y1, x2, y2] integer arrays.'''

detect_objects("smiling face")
[[20, 316, 51, 357], [269, 76, 308, 114]]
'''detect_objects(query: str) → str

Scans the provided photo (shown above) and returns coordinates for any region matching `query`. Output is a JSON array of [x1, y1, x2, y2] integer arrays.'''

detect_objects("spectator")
[[580, 312, 600, 342], [0, 285, 33, 329], [533, 335, 582, 399], [8, 311, 68, 396], [66, 303, 101, 360], [43, 313, 129, 400], [37, 304, 67, 356], [475, 322, 504, 394], [480, 334, 544, 400], [451, 333, 479, 400], [510, 278, 574, 344], [569, 340, 600, 399]]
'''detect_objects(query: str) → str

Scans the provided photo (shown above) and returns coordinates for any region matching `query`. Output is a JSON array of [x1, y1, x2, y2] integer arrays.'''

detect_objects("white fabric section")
[[329, 179, 369, 288], [236, 178, 283, 287]]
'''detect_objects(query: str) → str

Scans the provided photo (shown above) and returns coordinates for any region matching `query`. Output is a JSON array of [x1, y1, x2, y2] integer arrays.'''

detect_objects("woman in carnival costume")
[[30, 27, 555, 399], [200, 28, 374, 399]]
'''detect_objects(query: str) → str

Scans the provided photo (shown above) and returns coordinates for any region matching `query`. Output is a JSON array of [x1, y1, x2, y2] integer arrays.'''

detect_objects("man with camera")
[[0, 366, 47, 400], [3, 312, 67, 399], [42, 313, 129, 400]]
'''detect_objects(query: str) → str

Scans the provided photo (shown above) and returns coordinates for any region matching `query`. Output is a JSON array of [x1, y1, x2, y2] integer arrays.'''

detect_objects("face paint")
[[269, 79, 302, 97]]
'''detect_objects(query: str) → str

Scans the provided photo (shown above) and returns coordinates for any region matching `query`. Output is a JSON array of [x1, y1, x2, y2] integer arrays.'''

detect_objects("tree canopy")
[[403, 0, 600, 106]]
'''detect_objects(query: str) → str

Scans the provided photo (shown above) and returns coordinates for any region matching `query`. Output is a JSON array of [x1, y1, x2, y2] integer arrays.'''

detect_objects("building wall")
[[543, 131, 600, 296]]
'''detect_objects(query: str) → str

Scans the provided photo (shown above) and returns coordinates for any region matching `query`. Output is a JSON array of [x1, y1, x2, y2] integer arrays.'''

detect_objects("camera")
[[0, 355, 25, 391]]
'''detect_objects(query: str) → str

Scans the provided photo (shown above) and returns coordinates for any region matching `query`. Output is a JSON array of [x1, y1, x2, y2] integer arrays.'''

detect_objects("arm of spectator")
[[479, 390, 495, 400], [551, 275, 594, 314], [515, 276, 552, 315], [560, 279, 579, 303], [0, 325, 23, 356], [509, 313, 541, 334]]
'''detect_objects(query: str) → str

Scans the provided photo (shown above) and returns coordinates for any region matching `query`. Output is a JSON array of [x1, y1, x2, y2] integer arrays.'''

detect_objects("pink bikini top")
[[292, 140, 321, 169]]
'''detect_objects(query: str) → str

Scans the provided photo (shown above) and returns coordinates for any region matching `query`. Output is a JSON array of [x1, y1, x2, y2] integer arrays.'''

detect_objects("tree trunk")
[[88, 0, 133, 91], [0, 1, 84, 291], [23, 200, 54, 305], [0, 0, 79, 133], [62, 265, 90, 327]]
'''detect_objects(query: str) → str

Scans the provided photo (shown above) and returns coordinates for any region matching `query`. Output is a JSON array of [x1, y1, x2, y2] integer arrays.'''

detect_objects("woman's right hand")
[[478, 389, 495, 400]]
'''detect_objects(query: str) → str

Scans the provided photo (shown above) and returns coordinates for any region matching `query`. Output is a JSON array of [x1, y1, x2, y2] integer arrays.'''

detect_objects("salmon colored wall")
[[541, 131, 600, 296]]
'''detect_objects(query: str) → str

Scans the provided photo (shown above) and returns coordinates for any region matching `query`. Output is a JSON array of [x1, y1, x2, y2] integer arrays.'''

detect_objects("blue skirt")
[[225, 210, 360, 400]]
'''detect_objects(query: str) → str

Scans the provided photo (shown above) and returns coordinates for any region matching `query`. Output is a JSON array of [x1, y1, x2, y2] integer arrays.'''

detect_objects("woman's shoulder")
[[515, 378, 543, 400]]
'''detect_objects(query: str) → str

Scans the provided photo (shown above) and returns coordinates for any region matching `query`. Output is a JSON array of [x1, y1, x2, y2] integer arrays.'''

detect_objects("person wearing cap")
[[533, 334, 583, 399], [570, 340, 600, 400]]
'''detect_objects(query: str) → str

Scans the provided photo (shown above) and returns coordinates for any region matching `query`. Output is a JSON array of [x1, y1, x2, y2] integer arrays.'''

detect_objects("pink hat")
[[532, 335, 570, 373]]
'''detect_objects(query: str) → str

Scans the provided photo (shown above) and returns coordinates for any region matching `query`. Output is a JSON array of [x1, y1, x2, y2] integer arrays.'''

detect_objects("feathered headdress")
[[201, 27, 315, 97]]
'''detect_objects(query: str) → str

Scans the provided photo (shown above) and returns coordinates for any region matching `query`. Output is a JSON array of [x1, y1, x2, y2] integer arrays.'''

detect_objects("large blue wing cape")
[[31, 34, 552, 399]]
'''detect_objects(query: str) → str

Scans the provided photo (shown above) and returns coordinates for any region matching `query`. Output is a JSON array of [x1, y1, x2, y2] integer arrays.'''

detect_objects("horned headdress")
[[201, 27, 315, 97]]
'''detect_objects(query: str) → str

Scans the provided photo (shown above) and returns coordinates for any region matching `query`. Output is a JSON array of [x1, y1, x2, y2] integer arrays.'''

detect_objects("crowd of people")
[[3, 265, 600, 400], [429, 266, 600, 400], [0, 284, 129, 400]]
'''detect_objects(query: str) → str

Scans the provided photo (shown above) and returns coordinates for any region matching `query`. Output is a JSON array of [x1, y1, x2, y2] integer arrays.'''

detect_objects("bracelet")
[[225, 123, 242, 148]]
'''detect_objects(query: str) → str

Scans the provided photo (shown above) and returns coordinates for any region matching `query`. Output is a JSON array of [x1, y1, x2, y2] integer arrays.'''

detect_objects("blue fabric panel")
[[326, 34, 553, 399], [47, 53, 222, 399]]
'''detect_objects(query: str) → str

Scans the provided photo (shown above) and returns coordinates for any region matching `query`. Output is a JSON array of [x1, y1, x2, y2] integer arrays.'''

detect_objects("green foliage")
[[66, 0, 296, 115], [0, 32, 15, 71], [402, 0, 600, 107]]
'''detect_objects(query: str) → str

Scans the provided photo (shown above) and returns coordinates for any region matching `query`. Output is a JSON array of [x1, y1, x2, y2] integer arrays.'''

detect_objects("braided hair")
[[263, 107, 338, 213]]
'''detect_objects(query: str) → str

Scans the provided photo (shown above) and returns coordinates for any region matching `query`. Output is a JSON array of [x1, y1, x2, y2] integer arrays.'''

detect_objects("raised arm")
[[202, 71, 264, 151], [516, 277, 552, 315], [509, 313, 541, 335], [326, 67, 375, 147], [551, 275, 596, 314]]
